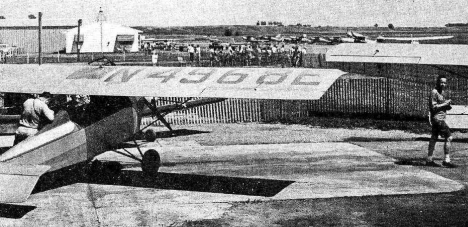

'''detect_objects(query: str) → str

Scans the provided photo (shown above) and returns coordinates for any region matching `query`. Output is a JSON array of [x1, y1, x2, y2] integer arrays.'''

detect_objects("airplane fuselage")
[[0, 96, 140, 172]]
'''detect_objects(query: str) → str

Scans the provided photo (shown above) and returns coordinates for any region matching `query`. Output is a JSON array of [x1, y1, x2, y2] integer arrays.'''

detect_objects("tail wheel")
[[144, 129, 157, 142], [141, 149, 161, 175]]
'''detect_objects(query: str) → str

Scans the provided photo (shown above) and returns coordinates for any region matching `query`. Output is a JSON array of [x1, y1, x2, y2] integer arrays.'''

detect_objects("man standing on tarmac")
[[427, 75, 457, 168], [188, 44, 195, 63], [13, 92, 55, 145]]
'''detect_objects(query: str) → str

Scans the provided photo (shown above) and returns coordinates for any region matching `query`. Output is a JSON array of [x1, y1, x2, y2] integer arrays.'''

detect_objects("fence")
[[141, 75, 440, 126], [2, 50, 468, 125], [1, 50, 328, 68]]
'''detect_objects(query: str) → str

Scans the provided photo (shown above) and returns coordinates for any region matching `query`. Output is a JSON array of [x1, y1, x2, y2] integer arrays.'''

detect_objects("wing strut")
[[144, 98, 173, 131]]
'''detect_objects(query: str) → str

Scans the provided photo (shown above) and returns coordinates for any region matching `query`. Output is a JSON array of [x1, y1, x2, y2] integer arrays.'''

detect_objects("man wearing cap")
[[13, 92, 55, 145]]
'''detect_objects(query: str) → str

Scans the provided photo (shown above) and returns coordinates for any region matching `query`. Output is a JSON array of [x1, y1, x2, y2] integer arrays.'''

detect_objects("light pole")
[[77, 19, 82, 61], [38, 12, 42, 65]]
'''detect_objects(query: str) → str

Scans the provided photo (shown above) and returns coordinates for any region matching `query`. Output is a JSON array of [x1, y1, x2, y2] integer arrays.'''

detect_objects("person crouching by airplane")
[[13, 92, 55, 145], [427, 75, 457, 168]]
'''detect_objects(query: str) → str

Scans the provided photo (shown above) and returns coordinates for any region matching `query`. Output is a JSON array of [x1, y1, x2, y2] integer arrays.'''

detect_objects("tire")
[[144, 129, 157, 142], [141, 149, 161, 175]]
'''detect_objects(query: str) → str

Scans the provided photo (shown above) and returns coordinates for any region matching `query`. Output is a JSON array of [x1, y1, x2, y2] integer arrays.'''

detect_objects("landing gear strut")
[[112, 139, 162, 175]]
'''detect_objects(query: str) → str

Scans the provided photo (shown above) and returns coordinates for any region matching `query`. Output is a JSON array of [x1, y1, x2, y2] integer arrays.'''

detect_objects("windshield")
[[66, 96, 133, 127]]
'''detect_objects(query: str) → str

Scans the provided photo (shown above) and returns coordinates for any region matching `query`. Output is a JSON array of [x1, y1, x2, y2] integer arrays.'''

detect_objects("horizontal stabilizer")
[[0, 163, 50, 203]]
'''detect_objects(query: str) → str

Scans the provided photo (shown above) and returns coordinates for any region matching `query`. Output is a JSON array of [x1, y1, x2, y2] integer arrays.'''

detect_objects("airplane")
[[336, 31, 454, 44], [284, 34, 313, 44], [375, 35, 454, 44], [242, 35, 262, 43], [335, 31, 376, 43], [326, 43, 468, 65], [242, 34, 284, 43], [257, 34, 284, 42], [0, 64, 345, 203], [311, 37, 334, 45]]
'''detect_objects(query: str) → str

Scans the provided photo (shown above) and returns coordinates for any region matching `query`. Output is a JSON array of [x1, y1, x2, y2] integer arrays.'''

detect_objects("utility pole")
[[38, 12, 42, 65], [77, 19, 82, 62]]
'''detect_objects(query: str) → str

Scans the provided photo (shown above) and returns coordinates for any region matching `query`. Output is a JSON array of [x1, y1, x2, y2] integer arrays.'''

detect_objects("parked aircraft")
[[311, 37, 334, 45], [376, 35, 454, 44], [257, 34, 284, 42], [242, 35, 259, 42], [336, 31, 376, 43], [0, 64, 345, 203], [326, 43, 468, 65], [284, 34, 313, 44], [242, 34, 284, 43], [336, 31, 454, 44]]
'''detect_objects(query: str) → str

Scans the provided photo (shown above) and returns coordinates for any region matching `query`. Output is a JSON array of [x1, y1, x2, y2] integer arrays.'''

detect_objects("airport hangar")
[[0, 20, 142, 54]]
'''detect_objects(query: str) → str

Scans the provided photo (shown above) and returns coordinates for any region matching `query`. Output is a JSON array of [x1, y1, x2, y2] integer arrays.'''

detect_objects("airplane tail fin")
[[0, 163, 50, 203]]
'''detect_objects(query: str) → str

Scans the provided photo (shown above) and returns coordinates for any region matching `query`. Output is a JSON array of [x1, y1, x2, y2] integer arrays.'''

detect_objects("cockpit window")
[[66, 96, 132, 127]]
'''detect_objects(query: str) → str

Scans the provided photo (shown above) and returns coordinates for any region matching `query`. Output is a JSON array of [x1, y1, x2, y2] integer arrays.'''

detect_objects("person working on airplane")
[[427, 75, 457, 168], [14, 92, 55, 145], [64, 94, 90, 126]]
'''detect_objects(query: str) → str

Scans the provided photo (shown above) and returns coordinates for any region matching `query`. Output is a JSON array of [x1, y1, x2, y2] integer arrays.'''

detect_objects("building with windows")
[[64, 22, 142, 53]]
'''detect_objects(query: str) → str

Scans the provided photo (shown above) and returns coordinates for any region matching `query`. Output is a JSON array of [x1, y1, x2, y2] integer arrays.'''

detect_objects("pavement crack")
[[86, 183, 103, 226]]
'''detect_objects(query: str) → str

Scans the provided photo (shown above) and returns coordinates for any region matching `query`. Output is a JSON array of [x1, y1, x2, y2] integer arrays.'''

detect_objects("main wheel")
[[141, 149, 161, 175], [144, 129, 157, 142]]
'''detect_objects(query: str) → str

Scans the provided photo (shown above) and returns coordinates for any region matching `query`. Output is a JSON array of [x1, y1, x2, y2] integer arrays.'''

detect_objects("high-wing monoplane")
[[0, 64, 346, 203], [375, 35, 454, 44]]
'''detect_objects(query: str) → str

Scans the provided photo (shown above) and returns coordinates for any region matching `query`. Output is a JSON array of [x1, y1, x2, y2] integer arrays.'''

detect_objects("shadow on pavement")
[[344, 137, 415, 142], [346, 136, 468, 143], [152, 129, 210, 139], [415, 137, 468, 143], [394, 158, 428, 166], [0, 204, 36, 219], [32, 161, 293, 198]]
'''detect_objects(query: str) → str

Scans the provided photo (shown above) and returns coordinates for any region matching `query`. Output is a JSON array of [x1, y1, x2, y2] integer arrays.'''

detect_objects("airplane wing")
[[326, 43, 468, 65], [0, 65, 346, 100], [378, 36, 453, 41]]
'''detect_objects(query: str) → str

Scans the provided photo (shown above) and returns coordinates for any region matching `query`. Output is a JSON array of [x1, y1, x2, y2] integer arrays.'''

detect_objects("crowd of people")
[[198, 43, 308, 67], [141, 42, 176, 54], [141, 40, 310, 67]]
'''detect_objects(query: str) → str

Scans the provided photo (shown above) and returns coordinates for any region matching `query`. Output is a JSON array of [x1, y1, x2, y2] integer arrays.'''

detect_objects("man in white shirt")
[[14, 92, 55, 145], [188, 44, 195, 62]]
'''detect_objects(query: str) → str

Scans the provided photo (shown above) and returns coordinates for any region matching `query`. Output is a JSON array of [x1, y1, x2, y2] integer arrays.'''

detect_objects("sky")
[[0, 0, 467, 27]]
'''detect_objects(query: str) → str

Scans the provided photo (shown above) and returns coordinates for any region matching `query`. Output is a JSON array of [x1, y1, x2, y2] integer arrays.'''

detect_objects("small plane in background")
[[242, 35, 259, 42], [311, 37, 334, 45], [0, 63, 345, 203], [242, 34, 283, 43], [338, 31, 376, 43], [257, 34, 284, 42], [284, 34, 313, 44], [199, 36, 220, 43]]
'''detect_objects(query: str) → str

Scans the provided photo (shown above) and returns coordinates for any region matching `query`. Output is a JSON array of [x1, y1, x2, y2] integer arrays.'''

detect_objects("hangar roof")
[[65, 22, 142, 35]]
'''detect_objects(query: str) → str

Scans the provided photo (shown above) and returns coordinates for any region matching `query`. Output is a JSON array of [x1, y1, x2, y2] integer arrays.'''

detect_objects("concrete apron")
[[94, 142, 464, 203], [9, 142, 462, 226]]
